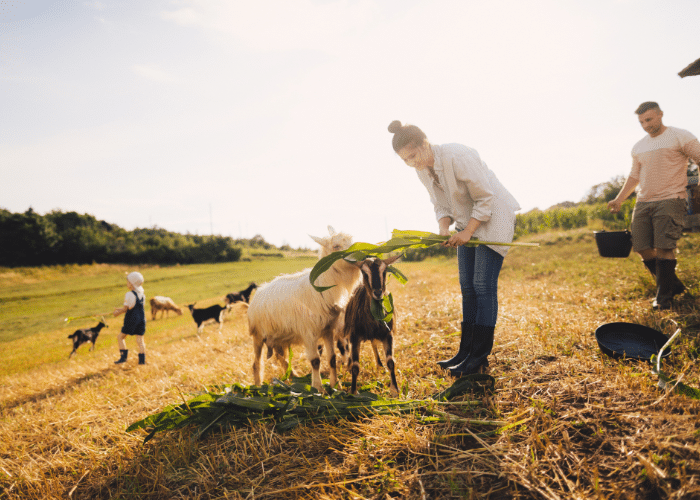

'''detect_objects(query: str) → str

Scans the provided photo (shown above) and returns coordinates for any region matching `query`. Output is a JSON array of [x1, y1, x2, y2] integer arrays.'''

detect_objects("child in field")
[[112, 271, 147, 365]]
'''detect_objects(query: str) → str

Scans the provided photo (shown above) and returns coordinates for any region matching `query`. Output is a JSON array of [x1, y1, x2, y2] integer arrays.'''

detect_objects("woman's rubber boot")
[[644, 258, 685, 297], [138, 353, 146, 365], [449, 325, 494, 377], [114, 350, 128, 364], [654, 259, 684, 310], [437, 322, 473, 369]]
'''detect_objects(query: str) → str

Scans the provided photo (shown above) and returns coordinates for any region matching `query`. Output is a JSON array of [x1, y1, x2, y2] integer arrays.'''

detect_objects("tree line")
[[3, 175, 685, 267], [0, 208, 279, 267]]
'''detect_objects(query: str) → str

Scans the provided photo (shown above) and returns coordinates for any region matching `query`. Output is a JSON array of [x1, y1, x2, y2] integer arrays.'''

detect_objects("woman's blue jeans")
[[458, 245, 504, 328]]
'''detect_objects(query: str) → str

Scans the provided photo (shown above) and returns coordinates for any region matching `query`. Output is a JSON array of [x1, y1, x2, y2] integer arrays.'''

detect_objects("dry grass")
[[1, 228, 699, 499]]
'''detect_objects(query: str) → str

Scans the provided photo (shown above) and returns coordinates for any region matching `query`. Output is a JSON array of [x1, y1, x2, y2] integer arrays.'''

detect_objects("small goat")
[[187, 303, 228, 334], [68, 321, 108, 358], [150, 296, 183, 320], [247, 226, 361, 391], [225, 283, 257, 305], [343, 255, 401, 396]]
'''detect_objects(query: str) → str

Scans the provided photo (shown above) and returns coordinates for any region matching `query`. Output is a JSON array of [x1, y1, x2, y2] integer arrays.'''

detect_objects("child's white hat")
[[126, 271, 144, 288]]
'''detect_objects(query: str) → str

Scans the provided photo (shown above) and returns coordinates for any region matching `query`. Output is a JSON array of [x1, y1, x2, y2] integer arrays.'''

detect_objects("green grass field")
[[0, 257, 317, 377]]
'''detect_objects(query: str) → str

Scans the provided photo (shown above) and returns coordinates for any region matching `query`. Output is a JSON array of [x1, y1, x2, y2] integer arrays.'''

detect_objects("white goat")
[[247, 226, 361, 391]]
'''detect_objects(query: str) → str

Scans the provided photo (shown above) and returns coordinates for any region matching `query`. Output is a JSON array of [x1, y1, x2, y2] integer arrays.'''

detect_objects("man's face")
[[638, 109, 664, 137]]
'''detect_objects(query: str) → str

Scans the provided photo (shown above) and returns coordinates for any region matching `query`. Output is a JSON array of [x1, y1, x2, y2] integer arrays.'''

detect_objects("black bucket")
[[594, 230, 632, 258], [595, 322, 671, 362]]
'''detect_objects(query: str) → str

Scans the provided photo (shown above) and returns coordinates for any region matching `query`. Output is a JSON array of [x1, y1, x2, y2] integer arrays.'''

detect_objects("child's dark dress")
[[122, 291, 146, 336]]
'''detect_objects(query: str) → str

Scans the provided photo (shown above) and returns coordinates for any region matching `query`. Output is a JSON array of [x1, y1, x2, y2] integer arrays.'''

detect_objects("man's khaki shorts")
[[631, 198, 687, 252]]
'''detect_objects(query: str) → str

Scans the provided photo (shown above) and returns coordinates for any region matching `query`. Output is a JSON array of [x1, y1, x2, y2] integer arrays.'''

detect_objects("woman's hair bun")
[[388, 120, 402, 134]]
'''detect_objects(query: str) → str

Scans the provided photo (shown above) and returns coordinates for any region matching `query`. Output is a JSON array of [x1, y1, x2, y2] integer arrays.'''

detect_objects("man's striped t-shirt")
[[630, 126, 700, 202]]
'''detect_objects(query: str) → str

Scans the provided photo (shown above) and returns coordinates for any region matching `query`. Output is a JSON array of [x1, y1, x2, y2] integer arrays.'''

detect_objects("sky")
[[1, 0, 699, 249]]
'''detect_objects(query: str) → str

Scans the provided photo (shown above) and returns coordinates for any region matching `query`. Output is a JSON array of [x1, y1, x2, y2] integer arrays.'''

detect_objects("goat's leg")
[[383, 335, 399, 397], [350, 335, 362, 395], [303, 342, 323, 392], [321, 331, 337, 389], [336, 338, 350, 371], [217, 312, 224, 333], [371, 339, 384, 370], [69, 347, 77, 359], [251, 331, 265, 386], [275, 346, 299, 378]]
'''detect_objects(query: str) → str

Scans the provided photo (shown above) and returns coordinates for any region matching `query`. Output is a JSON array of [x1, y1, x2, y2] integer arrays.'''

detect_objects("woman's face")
[[398, 141, 433, 170]]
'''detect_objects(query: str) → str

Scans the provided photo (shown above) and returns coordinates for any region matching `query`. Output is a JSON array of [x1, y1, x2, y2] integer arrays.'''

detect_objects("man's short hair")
[[635, 102, 660, 115]]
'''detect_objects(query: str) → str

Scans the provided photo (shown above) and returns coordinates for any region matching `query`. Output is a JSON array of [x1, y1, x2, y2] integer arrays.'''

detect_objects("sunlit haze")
[[2, 0, 699, 249]]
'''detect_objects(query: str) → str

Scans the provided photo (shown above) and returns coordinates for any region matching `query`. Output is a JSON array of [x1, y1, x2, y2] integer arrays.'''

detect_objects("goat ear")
[[309, 234, 325, 246], [384, 253, 402, 266], [349, 259, 365, 268], [327, 225, 336, 236]]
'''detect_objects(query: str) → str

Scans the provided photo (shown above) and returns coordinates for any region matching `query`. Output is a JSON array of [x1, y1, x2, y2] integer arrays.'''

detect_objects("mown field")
[[1, 227, 699, 499]]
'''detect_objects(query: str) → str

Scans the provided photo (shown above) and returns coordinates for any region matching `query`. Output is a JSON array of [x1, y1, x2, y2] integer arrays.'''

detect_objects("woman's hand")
[[443, 229, 474, 247]]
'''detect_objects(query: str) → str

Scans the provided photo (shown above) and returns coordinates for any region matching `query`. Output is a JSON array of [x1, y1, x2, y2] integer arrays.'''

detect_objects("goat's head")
[[309, 225, 353, 259], [187, 303, 196, 313], [355, 255, 401, 301]]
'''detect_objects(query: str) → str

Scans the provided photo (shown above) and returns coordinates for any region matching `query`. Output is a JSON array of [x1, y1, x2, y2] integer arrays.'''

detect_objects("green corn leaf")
[[370, 293, 394, 323], [129, 374, 506, 443], [387, 265, 408, 284], [310, 229, 538, 292]]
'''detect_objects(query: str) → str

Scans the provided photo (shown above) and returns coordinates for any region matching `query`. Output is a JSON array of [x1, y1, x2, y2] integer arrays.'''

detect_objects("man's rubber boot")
[[644, 258, 685, 297], [653, 259, 677, 310]]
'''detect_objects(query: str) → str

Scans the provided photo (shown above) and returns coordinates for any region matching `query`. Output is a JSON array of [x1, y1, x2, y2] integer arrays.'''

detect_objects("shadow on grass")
[[1, 367, 115, 413]]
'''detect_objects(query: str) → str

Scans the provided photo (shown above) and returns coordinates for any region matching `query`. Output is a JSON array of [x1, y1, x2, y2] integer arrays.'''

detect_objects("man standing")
[[609, 102, 700, 310]]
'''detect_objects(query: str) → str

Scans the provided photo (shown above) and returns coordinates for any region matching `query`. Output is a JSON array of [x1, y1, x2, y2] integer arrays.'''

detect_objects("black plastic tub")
[[594, 230, 632, 258], [595, 322, 671, 361]]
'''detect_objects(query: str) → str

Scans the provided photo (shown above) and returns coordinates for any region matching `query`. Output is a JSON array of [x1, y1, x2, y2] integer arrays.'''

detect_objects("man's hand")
[[608, 199, 622, 214]]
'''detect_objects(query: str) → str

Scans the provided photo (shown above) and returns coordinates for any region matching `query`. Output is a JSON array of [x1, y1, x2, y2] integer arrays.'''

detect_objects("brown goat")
[[149, 296, 183, 320], [343, 255, 401, 396]]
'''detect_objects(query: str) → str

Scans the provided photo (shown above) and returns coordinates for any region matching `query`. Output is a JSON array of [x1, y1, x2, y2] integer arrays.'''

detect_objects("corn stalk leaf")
[[128, 373, 499, 443], [310, 229, 538, 293]]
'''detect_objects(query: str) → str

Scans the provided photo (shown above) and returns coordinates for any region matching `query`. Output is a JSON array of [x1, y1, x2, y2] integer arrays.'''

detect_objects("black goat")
[[68, 321, 108, 358], [225, 283, 257, 305], [343, 255, 401, 396], [187, 303, 229, 334]]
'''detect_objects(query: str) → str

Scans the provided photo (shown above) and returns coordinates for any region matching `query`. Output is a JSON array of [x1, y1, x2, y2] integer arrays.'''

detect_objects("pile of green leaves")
[[127, 375, 498, 444]]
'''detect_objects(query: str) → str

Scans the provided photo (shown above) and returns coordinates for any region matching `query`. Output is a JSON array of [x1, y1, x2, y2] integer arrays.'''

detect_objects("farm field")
[[1, 228, 699, 499]]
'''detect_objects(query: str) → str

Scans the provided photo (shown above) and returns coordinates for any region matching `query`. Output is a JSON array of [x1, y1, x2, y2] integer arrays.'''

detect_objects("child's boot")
[[114, 350, 128, 364], [138, 353, 146, 365]]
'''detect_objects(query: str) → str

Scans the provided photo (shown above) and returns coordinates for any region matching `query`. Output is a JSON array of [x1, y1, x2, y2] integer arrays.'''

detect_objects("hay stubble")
[[1, 229, 699, 499]]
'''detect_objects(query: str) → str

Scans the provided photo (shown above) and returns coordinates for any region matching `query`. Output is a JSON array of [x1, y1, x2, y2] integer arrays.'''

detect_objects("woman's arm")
[[438, 216, 453, 236]]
